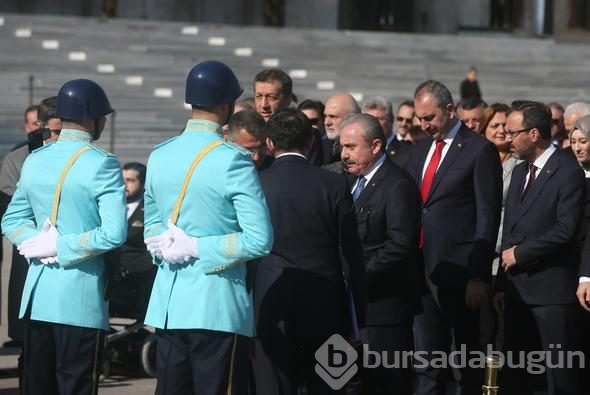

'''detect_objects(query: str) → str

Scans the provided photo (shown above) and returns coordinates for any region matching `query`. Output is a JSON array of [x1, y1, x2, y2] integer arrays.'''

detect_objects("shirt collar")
[[442, 120, 461, 144], [386, 134, 395, 147], [276, 152, 308, 160], [58, 129, 93, 143], [184, 119, 223, 135], [361, 153, 387, 183], [533, 144, 557, 170]]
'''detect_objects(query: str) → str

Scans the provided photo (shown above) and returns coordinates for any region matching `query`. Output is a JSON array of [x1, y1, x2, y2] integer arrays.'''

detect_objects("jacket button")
[[422, 208, 428, 214]]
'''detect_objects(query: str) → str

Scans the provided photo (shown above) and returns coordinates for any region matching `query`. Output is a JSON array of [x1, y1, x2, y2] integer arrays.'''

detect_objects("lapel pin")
[[546, 169, 551, 174], [457, 143, 463, 148]]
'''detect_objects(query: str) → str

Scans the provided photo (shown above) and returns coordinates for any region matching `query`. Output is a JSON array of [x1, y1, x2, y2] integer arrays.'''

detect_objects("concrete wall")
[[285, 0, 339, 29]]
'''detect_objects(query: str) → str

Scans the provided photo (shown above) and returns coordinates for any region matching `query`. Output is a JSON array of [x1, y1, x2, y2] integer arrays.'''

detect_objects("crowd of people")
[[1, 59, 590, 395]]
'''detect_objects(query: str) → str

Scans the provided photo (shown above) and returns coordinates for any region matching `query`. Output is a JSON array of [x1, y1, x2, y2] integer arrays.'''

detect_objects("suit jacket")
[[578, 179, 590, 276], [353, 158, 421, 325], [105, 200, 153, 275], [256, 155, 366, 336], [322, 138, 341, 165], [143, 119, 273, 336], [499, 149, 586, 305], [2, 129, 127, 330], [406, 124, 502, 294], [386, 138, 411, 169]]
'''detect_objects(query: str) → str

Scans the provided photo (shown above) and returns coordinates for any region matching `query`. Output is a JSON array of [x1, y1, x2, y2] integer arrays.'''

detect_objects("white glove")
[[145, 219, 198, 264], [40, 256, 59, 265], [145, 226, 174, 259], [18, 218, 59, 259]]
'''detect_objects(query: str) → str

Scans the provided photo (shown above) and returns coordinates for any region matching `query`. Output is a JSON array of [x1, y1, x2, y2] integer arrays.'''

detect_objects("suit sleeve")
[[2, 160, 41, 245], [196, 152, 273, 274], [337, 177, 367, 328], [56, 155, 127, 267], [580, 224, 590, 277], [469, 142, 503, 282], [515, 168, 586, 266], [365, 178, 421, 282]]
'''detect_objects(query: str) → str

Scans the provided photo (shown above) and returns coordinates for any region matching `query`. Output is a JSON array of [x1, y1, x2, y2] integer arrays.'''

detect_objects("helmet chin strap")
[[93, 119, 100, 140]]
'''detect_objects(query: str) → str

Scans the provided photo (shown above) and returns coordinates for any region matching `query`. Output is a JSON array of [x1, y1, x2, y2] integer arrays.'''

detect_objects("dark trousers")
[[253, 336, 344, 395], [413, 292, 483, 395], [22, 319, 105, 395], [362, 324, 413, 395], [155, 328, 249, 395], [8, 246, 28, 341], [503, 298, 580, 395]]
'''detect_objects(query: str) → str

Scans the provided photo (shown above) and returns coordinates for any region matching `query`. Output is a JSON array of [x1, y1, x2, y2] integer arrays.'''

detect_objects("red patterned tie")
[[419, 140, 446, 248], [522, 162, 537, 200]]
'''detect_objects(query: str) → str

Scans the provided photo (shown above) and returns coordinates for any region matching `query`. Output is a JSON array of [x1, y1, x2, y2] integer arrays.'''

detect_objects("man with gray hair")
[[323, 93, 360, 164], [362, 96, 411, 168], [224, 109, 270, 170], [341, 113, 421, 394], [564, 102, 590, 143]]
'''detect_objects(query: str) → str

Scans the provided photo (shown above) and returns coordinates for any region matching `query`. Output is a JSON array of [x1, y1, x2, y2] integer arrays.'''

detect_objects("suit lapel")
[[354, 160, 389, 209], [414, 140, 432, 182], [424, 127, 466, 203], [513, 151, 561, 224], [127, 199, 144, 228]]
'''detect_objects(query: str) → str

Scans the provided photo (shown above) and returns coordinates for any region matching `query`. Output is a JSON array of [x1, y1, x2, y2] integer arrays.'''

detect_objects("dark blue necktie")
[[352, 176, 366, 202]]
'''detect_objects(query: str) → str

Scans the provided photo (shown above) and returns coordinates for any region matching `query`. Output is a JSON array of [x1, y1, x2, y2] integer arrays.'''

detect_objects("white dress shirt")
[[421, 120, 462, 180], [352, 154, 387, 194]]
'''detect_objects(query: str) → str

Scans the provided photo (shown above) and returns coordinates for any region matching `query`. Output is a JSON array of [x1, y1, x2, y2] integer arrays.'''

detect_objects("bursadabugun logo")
[[315, 335, 358, 390]]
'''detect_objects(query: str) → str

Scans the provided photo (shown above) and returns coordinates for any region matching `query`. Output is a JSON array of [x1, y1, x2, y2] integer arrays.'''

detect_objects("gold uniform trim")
[[170, 140, 223, 225], [226, 334, 238, 395], [51, 146, 92, 225]]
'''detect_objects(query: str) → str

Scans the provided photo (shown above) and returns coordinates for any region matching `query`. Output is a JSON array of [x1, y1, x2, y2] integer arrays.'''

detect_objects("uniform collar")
[[58, 129, 93, 143], [184, 119, 223, 135]]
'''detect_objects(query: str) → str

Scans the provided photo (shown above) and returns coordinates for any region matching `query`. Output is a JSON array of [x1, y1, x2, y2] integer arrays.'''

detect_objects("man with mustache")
[[341, 113, 421, 394]]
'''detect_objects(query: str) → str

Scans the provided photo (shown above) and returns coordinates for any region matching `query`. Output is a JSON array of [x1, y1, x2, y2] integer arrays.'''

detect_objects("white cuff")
[[579, 276, 590, 284]]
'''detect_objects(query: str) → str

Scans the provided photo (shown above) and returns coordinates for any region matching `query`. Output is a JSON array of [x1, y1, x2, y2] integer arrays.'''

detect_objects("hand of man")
[[577, 283, 590, 313], [145, 224, 175, 259], [18, 218, 59, 259], [465, 279, 488, 310], [160, 221, 198, 264], [40, 256, 59, 265], [501, 246, 517, 272], [493, 292, 505, 314]]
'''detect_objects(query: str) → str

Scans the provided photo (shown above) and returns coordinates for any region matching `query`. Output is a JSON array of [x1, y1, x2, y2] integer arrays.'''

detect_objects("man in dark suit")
[[362, 96, 412, 168], [323, 93, 360, 165], [495, 101, 585, 395], [106, 162, 156, 320], [340, 113, 421, 394], [406, 80, 502, 395], [253, 108, 366, 394]]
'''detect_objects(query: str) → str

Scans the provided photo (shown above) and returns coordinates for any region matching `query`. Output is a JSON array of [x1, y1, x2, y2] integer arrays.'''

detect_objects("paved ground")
[[0, 238, 157, 394]]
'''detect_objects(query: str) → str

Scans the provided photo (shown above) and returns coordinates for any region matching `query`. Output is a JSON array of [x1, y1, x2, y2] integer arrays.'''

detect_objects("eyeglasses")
[[551, 119, 561, 126], [504, 127, 532, 138], [396, 116, 413, 123], [243, 145, 266, 155]]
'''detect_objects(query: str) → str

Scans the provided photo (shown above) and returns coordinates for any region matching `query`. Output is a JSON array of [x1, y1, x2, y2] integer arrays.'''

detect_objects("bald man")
[[323, 93, 360, 164]]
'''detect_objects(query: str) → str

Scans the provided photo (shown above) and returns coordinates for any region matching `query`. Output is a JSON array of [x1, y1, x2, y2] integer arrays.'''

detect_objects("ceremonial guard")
[[143, 60, 273, 395], [2, 79, 127, 395]]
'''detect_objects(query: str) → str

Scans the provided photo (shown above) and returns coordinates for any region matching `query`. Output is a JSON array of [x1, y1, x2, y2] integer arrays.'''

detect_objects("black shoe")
[[3, 340, 23, 348]]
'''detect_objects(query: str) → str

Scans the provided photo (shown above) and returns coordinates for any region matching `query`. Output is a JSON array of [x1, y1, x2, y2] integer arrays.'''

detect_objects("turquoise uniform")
[[144, 119, 273, 337], [1, 129, 127, 330]]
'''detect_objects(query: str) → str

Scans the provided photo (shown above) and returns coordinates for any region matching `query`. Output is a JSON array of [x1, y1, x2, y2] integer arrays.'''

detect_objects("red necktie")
[[419, 140, 445, 248]]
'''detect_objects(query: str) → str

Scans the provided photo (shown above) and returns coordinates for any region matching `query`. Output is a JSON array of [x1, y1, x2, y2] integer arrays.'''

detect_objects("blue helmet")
[[185, 60, 243, 107], [56, 79, 113, 121]]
